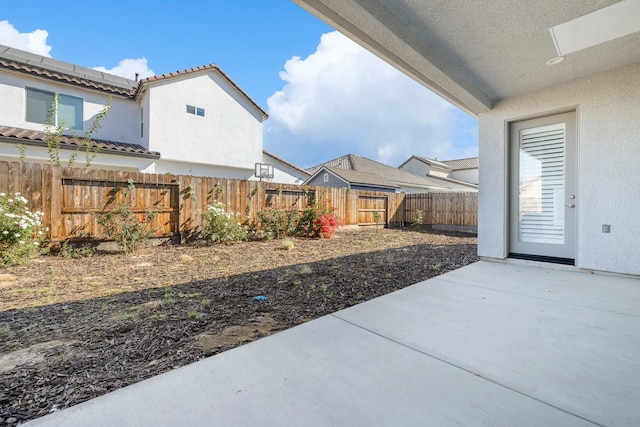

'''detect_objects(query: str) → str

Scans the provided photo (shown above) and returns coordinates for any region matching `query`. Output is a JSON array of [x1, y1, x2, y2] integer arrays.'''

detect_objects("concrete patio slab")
[[26, 261, 640, 426]]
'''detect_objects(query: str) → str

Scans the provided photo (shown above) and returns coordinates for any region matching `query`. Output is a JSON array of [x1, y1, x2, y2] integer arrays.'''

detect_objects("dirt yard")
[[0, 228, 477, 425]]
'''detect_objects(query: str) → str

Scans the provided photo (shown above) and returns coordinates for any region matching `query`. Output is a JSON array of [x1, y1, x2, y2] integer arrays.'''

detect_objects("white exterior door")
[[509, 111, 576, 264]]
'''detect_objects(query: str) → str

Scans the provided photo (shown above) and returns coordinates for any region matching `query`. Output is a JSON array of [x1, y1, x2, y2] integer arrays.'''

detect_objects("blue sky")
[[0, 0, 477, 169]]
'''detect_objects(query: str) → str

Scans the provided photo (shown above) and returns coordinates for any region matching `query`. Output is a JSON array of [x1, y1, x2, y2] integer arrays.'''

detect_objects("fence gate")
[[357, 195, 387, 227], [61, 178, 179, 240]]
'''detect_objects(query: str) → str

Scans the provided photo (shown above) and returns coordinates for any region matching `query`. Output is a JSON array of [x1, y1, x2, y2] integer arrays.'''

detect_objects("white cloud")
[[265, 31, 477, 168], [0, 20, 52, 57], [93, 58, 155, 80]]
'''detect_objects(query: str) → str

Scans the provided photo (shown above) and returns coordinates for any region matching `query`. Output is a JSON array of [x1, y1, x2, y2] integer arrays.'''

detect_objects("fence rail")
[[0, 162, 478, 242]]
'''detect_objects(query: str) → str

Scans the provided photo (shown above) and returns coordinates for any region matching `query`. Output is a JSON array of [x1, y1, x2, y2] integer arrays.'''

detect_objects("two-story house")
[[0, 44, 308, 184]]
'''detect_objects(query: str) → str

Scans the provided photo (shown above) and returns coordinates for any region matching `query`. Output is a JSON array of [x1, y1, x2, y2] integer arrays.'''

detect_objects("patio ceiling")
[[293, 0, 640, 116]]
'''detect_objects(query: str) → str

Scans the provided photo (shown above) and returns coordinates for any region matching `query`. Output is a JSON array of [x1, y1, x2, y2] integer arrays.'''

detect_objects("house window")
[[26, 87, 83, 130], [186, 104, 205, 117], [323, 173, 329, 182], [140, 107, 144, 138]]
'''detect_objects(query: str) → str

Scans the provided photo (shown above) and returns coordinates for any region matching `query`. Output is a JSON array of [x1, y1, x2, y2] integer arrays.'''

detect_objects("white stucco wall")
[[399, 158, 429, 176], [257, 152, 308, 184], [148, 159, 253, 180], [146, 72, 263, 170], [0, 71, 139, 143], [451, 169, 478, 184], [478, 63, 640, 275]]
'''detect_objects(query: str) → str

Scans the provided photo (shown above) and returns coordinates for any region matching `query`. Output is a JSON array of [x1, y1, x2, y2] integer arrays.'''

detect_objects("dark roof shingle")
[[0, 126, 160, 159]]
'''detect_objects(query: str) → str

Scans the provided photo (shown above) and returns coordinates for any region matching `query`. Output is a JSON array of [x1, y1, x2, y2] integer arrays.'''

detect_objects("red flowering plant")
[[297, 198, 344, 239]]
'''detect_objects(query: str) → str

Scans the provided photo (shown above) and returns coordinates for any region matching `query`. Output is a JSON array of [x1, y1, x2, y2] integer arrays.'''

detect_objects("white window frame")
[[186, 104, 205, 117], [25, 87, 84, 131]]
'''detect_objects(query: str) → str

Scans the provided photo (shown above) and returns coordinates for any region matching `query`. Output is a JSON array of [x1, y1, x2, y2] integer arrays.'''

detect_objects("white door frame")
[[508, 110, 577, 264]]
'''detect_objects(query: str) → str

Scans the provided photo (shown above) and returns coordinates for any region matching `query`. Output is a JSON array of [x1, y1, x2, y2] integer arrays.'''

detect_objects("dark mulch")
[[0, 228, 477, 425]]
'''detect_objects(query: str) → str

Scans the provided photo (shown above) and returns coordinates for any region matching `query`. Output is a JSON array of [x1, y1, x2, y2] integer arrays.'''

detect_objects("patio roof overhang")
[[293, 0, 640, 116]]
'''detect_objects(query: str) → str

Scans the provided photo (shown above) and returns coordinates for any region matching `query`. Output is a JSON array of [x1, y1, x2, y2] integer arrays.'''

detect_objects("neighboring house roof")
[[0, 44, 268, 119], [262, 150, 310, 177], [0, 126, 160, 159], [306, 154, 458, 190], [441, 157, 479, 171], [310, 166, 400, 190], [398, 155, 453, 171], [135, 64, 268, 120]]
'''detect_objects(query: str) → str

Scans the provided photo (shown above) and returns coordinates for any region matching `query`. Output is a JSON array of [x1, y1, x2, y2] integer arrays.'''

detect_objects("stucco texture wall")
[[0, 72, 138, 143], [146, 73, 263, 170], [478, 63, 640, 275]]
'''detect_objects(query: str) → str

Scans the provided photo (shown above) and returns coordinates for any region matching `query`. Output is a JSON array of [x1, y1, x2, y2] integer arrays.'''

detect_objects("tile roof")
[[0, 45, 137, 97], [0, 45, 268, 119], [440, 157, 479, 170], [0, 126, 160, 159], [307, 154, 454, 190], [321, 166, 400, 189]]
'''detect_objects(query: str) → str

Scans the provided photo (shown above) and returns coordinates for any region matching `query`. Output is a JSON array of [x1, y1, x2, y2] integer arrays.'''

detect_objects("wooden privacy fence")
[[0, 161, 478, 242], [401, 192, 478, 227]]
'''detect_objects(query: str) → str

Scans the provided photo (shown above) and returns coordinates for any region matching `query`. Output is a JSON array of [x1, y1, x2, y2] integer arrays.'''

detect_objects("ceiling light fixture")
[[546, 56, 565, 65]]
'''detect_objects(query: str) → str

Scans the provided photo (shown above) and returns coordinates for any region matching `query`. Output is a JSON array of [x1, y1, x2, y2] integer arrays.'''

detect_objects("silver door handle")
[[565, 204, 575, 208]]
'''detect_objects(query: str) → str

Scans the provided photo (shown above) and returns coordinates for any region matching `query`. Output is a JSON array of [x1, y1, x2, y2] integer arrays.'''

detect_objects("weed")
[[431, 262, 443, 272], [281, 238, 295, 251], [292, 279, 302, 286], [149, 313, 166, 320], [47, 267, 57, 284], [62, 308, 73, 315], [122, 312, 137, 320], [299, 265, 313, 275], [200, 299, 211, 308], [0, 324, 10, 335], [178, 292, 202, 299], [187, 310, 203, 320], [60, 242, 95, 259], [413, 209, 424, 229]]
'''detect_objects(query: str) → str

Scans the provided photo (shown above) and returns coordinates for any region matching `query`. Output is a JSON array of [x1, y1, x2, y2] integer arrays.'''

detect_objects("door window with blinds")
[[518, 123, 565, 244]]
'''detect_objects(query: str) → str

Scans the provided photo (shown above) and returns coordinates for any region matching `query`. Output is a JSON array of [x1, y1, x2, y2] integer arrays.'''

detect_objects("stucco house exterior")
[[399, 155, 479, 185], [0, 44, 307, 184], [306, 153, 478, 193], [295, 0, 640, 276]]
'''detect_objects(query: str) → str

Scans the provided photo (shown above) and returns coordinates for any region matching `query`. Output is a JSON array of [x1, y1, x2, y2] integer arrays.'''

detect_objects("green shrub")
[[0, 192, 45, 266], [95, 203, 156, 253], [256, 207, 301, 240], [202, 202, 247, 243]]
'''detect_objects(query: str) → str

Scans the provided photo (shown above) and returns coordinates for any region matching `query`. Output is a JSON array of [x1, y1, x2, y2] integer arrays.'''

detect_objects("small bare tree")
[[44, 96, 112, 168]]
